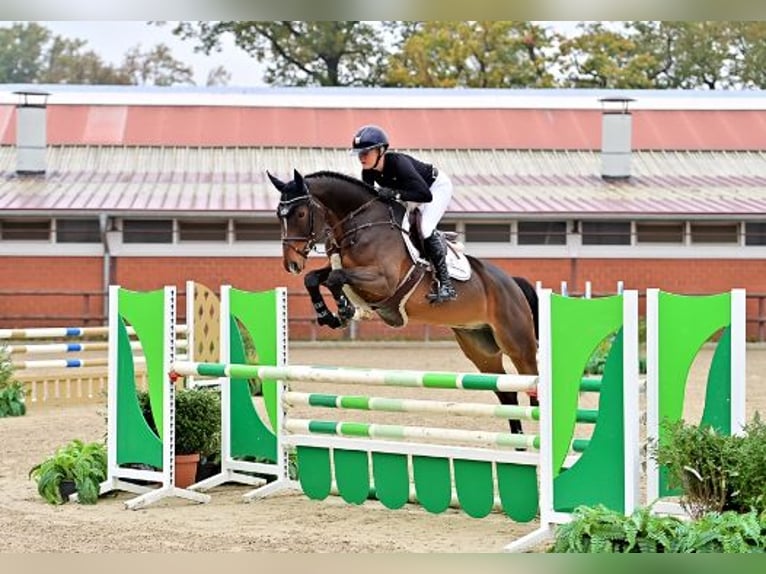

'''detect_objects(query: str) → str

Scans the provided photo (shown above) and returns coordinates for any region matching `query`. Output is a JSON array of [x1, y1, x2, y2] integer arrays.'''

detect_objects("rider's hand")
[[377, 187, 398, 201]]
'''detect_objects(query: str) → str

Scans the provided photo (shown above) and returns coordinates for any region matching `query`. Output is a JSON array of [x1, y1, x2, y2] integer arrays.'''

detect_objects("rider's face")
[[358, 147, 382, 170]]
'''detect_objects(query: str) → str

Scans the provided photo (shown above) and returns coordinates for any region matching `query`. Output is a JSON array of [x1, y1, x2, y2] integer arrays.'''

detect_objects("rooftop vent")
[[14, 90, 49, 176], [599, 96, 634, 181]]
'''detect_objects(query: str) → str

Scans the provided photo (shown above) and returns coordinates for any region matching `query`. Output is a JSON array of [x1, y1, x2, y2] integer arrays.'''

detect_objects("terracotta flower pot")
[[174, 453, 200, 488]]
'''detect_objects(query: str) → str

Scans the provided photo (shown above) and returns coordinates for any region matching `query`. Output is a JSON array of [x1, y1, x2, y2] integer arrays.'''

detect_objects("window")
[[437, 222, 457, 234], [690, 222, 738, 244], [178, 220, 227, 242], [234, 221, 281, 241], [745, 222, 766, 246], [0, 219, 50, 240], [123, 220, 173, 244], [518, 221, 567, 245], [56, 219, 101, 243], [464, 223, 511, 243], [636, 222, 684, 244], [581, 221, 631, 245]]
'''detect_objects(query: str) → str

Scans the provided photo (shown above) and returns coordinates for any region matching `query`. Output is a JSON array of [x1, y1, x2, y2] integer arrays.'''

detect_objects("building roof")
[[1, 85, 766, 151], [2, 146, 765, 219], [1, 86, 765, 220]]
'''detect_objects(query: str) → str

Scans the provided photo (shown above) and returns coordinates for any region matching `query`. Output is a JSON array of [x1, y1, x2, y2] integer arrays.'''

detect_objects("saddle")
[[406, 209, 471, 282]]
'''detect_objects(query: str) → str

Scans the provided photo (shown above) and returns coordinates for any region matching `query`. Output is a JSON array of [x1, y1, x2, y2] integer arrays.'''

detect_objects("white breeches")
[[406, 171, 453, 238]]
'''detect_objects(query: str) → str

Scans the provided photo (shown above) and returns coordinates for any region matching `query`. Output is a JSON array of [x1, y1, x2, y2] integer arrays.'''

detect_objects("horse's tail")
[[513, 276, 539, 340]]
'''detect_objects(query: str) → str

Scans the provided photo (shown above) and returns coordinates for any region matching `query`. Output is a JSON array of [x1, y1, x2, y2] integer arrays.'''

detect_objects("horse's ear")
[[293, 169, 305, 190], [266, 170, 286, 192]]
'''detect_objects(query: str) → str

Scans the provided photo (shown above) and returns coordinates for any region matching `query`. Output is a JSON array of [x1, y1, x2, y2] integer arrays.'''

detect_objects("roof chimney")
[[599, 96, 634, 180], [14, 89, 49, 176]]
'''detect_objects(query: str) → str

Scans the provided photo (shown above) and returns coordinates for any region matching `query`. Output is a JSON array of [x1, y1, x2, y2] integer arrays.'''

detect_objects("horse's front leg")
[[327, 266, 392, 320], [305, 267, 343, 329], [323, 271, 356, 326]]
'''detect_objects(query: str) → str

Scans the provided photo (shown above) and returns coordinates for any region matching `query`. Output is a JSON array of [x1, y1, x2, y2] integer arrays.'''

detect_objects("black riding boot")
[[424, 234, 457, 303]]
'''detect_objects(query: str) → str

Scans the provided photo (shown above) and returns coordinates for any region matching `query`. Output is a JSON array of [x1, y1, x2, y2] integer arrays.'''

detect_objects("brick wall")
[[2, 255, 765, 339]]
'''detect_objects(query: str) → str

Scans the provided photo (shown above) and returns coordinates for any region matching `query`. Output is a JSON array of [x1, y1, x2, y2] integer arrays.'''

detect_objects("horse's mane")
[[306, 170, 377, 195]]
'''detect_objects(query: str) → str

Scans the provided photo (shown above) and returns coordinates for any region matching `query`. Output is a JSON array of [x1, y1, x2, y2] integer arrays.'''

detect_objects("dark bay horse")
[[268, 169, 539, 433]]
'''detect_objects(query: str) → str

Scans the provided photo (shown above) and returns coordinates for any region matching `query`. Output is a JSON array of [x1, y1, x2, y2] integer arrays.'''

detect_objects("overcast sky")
[[21, 21, 264, 86], [3, 21, 583, 88]]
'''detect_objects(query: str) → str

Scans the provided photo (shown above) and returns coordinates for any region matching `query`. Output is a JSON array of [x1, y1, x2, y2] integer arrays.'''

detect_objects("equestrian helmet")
[[351, 125, 389, 154]]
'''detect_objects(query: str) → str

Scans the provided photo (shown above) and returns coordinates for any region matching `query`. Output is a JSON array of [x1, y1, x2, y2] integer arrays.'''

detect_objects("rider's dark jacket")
[[361, 152, 437, 203]]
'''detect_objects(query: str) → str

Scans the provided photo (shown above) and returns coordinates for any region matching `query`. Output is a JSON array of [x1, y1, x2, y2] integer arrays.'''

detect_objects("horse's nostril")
[[288, 262, 301, 275]]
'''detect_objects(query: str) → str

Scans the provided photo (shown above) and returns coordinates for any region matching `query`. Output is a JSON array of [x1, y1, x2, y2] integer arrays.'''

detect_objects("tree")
[[40, 36, 131, 84], [205, 65, 231, 87], [559, 22, 661, 88], [169, 21, 389, 86], [120, 43, 195, 86], [385, 21, 557, 88], [726, 22, 766, 88]]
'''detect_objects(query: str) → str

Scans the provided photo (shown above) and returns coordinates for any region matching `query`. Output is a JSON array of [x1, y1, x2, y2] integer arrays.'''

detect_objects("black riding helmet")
[[351, 124, 389, 155]]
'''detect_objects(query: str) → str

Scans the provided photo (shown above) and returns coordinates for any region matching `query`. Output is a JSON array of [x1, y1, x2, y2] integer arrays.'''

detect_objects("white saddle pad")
[[403, 234, 472, 282]]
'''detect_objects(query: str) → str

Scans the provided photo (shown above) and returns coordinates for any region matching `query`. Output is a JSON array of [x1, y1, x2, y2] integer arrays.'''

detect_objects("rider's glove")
[[377, 187, 399, 201]]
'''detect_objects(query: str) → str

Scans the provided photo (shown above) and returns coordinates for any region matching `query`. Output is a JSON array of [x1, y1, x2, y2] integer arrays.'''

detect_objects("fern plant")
[[29, 439, 107, 505], [550, 505, 684, 553]]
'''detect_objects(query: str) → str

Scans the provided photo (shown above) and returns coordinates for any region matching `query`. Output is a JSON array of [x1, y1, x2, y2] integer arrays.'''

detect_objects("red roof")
[[1, 103, 765, 150]]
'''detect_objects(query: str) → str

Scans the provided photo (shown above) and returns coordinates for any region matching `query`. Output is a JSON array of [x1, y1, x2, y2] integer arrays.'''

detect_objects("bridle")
[[277, 194, 324, 259]]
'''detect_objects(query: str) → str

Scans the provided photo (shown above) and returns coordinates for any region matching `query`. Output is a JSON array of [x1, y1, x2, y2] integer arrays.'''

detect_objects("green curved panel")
[[115, 315, 162, 468], [657, 292, 731, 496], [296, 446, 332, 500], [496, 463, 538, 522], [554, 331, 626, 512], [453, 459, 494, 518], [334, 449, 370, 505], [550, 294, 623, 475], [412, 456, 451, 514], [228, 288, 280, 462], [120, 288, 166, 439], [371, 452, 410, 509], [703, 326, 732, 432]]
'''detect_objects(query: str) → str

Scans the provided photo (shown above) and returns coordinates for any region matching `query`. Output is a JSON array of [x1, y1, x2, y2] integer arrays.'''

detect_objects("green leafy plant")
[[729, 414, 766, 514], [550, 505, 683, 553], [650, 419, 739, 518], [29, 439, 107, 505], [0, 347, 27, 417], [551, 505, 766, 553], [671, 510, 766, 553], [137, 388, 221, 456]]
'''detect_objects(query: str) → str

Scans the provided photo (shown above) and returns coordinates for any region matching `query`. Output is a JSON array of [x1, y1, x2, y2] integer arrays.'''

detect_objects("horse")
[[268, 169, 540, 434]]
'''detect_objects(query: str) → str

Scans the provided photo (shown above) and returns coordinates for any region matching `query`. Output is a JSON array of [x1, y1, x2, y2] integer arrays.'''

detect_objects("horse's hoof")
[[317, 314, 342, 329], [338, 306, 356, 322]]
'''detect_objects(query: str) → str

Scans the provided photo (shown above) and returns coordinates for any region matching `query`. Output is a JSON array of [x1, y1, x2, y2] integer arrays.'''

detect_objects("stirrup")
[[427, 282, 457, 303]]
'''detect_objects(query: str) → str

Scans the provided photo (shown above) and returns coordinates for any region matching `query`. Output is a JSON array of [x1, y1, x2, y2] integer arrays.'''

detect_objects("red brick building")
[[1, 86, 765, 339]]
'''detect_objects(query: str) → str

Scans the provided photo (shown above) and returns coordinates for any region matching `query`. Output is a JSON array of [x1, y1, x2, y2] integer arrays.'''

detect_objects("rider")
[[351, 124, 457, 303]]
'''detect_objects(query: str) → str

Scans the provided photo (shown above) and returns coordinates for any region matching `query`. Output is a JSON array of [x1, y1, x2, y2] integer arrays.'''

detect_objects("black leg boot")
[[424, 234, 457, 303]]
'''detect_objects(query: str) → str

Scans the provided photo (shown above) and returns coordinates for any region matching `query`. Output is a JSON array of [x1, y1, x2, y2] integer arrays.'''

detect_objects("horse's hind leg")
[[452, 328, 525, 435]]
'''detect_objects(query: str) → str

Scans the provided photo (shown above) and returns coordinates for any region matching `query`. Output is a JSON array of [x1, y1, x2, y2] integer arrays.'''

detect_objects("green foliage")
[[137, 388, 221, 456], [175, 387, 221, 456], [551, 504, 766, 553], [0, 347, 27, 417], [551, 505, 683, 552], [732, 415, 766, 513], [651, 419, 739, 518], [29, 439, 107, 505], [673, 510, 766, 553], [650, 415, 766, 518]]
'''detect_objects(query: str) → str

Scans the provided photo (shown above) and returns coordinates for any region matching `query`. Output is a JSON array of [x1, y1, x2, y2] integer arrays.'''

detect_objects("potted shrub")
[[137, 387, 221, 488], [174, 387, 221, 487], [29, 439, 107, 504]]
